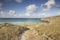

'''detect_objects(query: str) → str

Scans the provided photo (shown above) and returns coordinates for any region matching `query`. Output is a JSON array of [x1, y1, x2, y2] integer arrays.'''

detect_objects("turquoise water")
[[0, 18, 41, 24]]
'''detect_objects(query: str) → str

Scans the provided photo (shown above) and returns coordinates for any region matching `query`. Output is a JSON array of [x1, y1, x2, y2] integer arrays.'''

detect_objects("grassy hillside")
[[0, 15, 60, 40], [0, 23, 29, 40], [36, 16, 60, 34], [20, 16, 60, 40]]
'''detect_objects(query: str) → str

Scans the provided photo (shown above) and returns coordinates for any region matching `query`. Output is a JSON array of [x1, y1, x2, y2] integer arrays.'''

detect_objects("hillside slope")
[[0, 15, 60, 40], [18, 15, 60, 40], [34, 16, 60, 40], [0, 23, 30, 40]]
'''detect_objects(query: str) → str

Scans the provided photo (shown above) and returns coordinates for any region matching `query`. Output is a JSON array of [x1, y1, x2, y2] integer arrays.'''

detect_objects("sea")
[[0, 18, 41, 24]]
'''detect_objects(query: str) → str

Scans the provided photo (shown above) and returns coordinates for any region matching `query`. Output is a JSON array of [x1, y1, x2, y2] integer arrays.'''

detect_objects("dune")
[[0, 15, 60, 40]]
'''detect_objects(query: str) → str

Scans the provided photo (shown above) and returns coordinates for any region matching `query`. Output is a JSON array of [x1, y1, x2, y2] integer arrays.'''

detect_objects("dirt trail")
[[20, 27, 41, 40]]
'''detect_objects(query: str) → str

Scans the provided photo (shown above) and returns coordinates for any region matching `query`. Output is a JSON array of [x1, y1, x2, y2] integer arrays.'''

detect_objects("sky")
[[0, 0, 60, 18]]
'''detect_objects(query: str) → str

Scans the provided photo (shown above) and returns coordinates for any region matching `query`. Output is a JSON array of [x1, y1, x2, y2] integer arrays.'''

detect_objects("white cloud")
[[41, 13, 53, 17], [39, 12, 60, 18], [26, 4, 37, 13], [0, 4, 39, 18], [25, 4, 37, 16], [8, 10, 23, 18], [8, 10, 16, 16], [55, 12, 60, 15], [32, 12, 59, 18], [8, 10, 22, 17], [25, 13, 31, 16], [14, 14, 22, 17], [15, 0, 22, 3], [35, 13, 51, 18], [0, 3, 3, 9], [41, 0, 55, 11], [0, 11, 6, 17], [0, 10, 15, 18], [0, 10, 60, 18], [55, 5, 60, 8]]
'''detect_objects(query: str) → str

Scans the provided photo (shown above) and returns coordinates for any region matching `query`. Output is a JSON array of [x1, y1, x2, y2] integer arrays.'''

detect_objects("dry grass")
[[20, 16, 60, 40], [0, 15, 60, 40]]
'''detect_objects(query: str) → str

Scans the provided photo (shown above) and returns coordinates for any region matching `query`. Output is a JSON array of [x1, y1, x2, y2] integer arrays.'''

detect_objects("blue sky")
[[0, 0, 60, 18]]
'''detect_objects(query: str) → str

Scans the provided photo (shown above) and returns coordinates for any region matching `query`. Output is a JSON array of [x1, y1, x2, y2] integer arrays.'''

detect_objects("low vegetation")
[[0, 15, 60, 40]]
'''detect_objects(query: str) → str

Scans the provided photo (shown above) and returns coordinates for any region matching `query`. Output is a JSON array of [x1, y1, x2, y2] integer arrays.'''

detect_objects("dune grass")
[[0, 15, 60, 40], [19, 16, 60, 40]]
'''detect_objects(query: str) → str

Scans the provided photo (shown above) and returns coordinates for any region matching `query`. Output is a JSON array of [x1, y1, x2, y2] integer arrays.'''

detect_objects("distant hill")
[[42, 15, 60, 23]]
